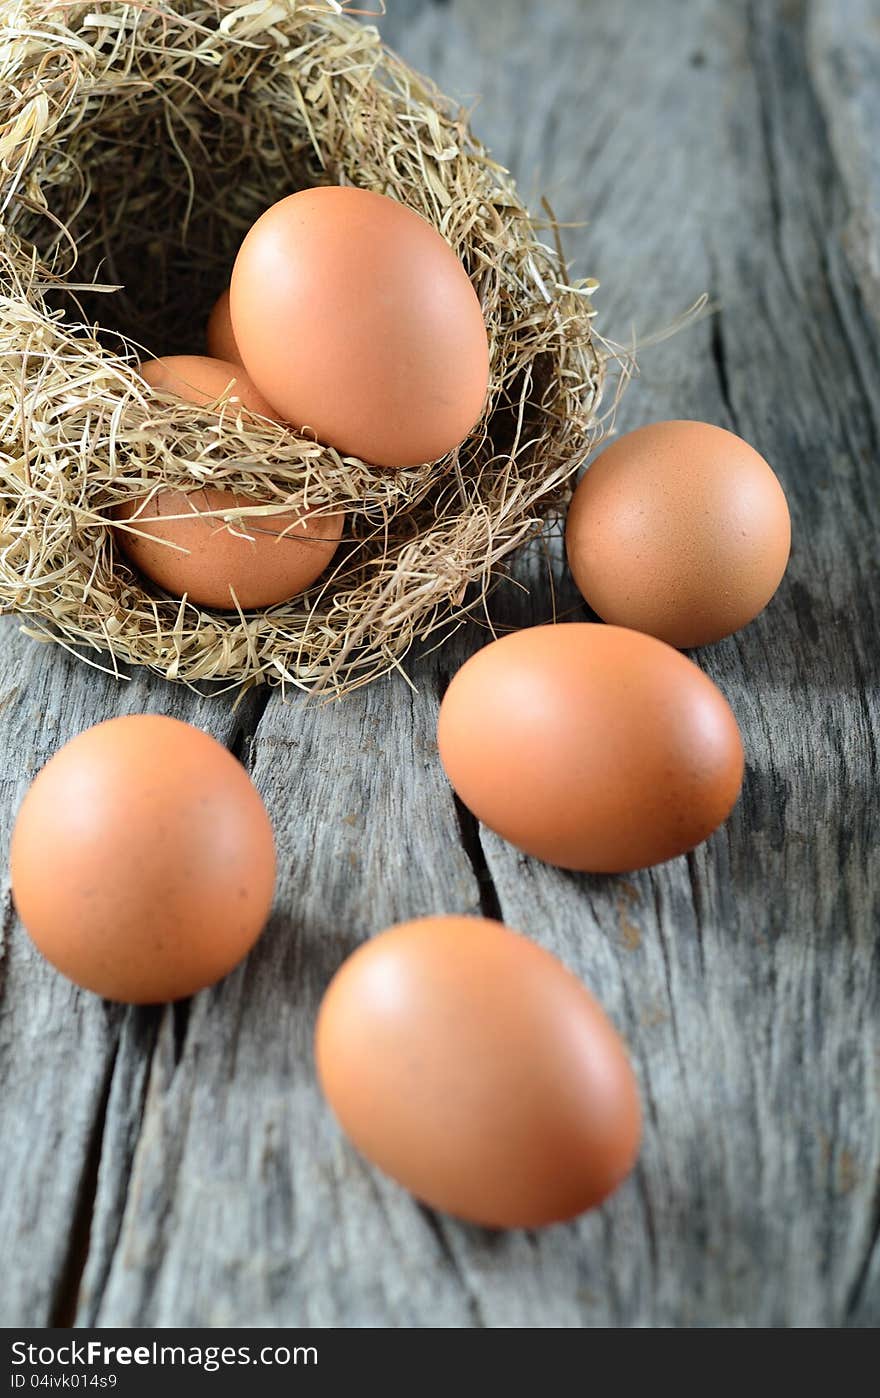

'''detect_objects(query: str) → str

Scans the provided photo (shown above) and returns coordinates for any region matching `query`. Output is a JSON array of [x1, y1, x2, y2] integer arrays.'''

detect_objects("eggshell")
[[114, 488, 344, 610], [9, 715, 276, 1003], [437, 623, 744, 872], [139, 353, 276, 419], [229, 186, 489, 468], [117, 353, 344, 607], [205, 289, 242, 365], [315, 915, 641, 1228], [565, 419, 791, 647]]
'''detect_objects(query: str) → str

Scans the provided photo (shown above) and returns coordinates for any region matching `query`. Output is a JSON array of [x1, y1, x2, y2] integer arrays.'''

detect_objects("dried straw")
[[0, 0, 612, 696]]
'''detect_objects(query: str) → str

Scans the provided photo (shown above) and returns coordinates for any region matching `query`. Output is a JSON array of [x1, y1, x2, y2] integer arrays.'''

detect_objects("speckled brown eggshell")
[[437, 623, 744, 873], [565, 419, 791, 647], [9, 715, 276, 1003]]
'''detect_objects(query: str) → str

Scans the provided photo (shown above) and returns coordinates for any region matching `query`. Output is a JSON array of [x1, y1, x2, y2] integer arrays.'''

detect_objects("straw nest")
[[0, 0, 609, 695]]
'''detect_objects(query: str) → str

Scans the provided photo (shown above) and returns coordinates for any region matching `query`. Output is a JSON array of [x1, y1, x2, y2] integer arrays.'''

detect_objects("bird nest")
[[0, 0, 609, 695]]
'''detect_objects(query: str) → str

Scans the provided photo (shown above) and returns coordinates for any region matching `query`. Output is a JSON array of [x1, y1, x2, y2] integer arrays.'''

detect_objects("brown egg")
[[229, 186, 489, 468], [566, 420, 791, 647], [114, 488, 344, 610], [315, 915, 641, 1228], [9, 715, 276, 1003], [205, 289, 242, 365], [118, 353, 344, 607], [437, 623, 744, 872], [139, 353, 276, 419]]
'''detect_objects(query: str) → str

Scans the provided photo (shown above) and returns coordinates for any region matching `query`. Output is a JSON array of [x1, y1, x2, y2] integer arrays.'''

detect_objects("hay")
[[0, 0, 611, 696]]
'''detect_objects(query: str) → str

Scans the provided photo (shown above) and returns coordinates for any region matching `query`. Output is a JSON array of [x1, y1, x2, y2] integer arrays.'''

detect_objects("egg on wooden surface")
[[437, 623, 744, 873], [206, 289, 242, 365], [229, 186, 490, 468], [565, 419, 791, 648], [9, 715, 276, 1003], [315, 915, 641, 1228], [114, 487, 344, 610]]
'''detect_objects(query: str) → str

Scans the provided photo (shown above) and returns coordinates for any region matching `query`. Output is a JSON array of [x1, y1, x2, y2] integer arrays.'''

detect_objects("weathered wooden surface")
[[1, 0, 878, 1328]]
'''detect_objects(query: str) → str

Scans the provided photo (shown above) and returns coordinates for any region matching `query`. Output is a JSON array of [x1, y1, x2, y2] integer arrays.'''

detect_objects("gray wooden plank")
[[0, 622, 255, 1326], [0, 0, 877, 1329], [809, 0, 880, 326]]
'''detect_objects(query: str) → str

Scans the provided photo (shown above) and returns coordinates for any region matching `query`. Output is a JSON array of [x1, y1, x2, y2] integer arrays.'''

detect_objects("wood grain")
[[0, 0, 877, 1328]]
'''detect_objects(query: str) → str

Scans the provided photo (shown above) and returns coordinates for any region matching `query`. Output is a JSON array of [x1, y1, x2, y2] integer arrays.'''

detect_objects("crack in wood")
[[417, 1207, 487, 1327], [649, 876, 685, 1067], [0, 884, 14, 1011], [229, 683, 273, 773], [708, 296, 737, 435], [816, 236, 880, 461], [845, 1177, 880, 1324], [49, 1042, 120, 1327], [435, 664, 504, 922], [452, 794, 503, 924], [76, 1007, 178, 1325], [684, 852, 707, 980], [170, 997, 190, 1069], [748, 0, 802, 311]]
